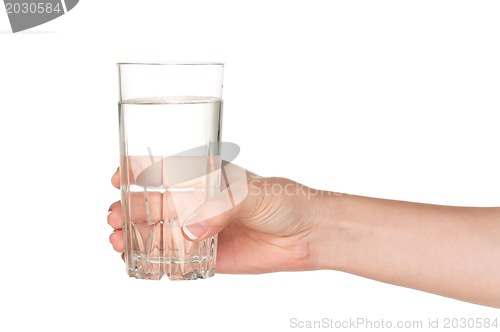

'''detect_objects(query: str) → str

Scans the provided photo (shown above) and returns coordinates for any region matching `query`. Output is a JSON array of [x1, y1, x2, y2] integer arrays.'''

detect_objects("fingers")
[[111, 167, 120, 189], [107, 201, 122, 229], [108, 193, 164, 227], [109, 162, 260, 248], [110, 167, 124, 258], [109, 230, 124, 252], [128, 192, 163, 223]]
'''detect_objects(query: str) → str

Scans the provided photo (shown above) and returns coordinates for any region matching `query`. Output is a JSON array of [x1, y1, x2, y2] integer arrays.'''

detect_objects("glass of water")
[[117, 62, 223, 280]]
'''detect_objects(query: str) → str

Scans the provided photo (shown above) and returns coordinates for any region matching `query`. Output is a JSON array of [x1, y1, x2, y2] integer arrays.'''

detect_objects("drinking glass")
[[117, 62, 223, 280]]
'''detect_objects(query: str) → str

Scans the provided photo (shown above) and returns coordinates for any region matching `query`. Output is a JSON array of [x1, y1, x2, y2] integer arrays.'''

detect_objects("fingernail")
[[108, 210, 112, 216], [182, 217, 207, 241]]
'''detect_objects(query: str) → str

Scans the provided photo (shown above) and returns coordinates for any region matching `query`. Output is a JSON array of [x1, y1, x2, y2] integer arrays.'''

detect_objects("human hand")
[[108, 166, 329, 274]]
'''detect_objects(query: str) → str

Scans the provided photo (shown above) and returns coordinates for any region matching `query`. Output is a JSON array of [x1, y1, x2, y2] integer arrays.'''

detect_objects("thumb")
[[181, 162, 252, 242], [181, 191, 236, 242]]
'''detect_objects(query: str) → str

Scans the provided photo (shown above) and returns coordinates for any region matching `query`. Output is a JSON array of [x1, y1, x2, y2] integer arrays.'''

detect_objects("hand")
[[107, 165, 500, 307], [108, 166, 328, 274]]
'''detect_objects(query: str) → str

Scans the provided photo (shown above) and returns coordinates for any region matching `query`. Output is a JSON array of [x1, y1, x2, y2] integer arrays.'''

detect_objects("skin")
[[108, 168, 500, 308]]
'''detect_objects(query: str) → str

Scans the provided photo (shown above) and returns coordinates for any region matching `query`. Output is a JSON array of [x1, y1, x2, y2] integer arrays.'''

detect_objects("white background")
[[1, 0, 499, 331]]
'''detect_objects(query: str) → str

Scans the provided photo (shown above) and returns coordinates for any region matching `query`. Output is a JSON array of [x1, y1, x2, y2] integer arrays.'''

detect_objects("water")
[[119, 97, 222, 280]]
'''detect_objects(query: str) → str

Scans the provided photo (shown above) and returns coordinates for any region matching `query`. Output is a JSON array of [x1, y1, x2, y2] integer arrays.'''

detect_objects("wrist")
[[307, 191, 352, 271]]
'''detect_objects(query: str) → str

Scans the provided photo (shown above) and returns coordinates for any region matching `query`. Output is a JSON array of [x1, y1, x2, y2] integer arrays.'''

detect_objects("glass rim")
[[117, 61, 224, 66]]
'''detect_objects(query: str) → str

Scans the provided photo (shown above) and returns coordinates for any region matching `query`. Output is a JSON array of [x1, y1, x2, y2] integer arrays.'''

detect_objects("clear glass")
[[117, 62, 224, 280]]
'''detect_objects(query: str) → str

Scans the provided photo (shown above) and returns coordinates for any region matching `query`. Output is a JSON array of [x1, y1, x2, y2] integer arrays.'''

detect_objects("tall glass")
[[117, 62, 223, 280]]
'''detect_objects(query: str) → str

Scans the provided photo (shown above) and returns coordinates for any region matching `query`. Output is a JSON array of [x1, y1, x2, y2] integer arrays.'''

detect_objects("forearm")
[[313, 193, 500, 308]]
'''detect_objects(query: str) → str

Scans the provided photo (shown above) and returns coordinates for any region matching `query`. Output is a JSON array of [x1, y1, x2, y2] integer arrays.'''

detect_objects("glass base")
[[127, 260, 215, 280], [124, 223, 217, 281], [125, 234, 217, 281]]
